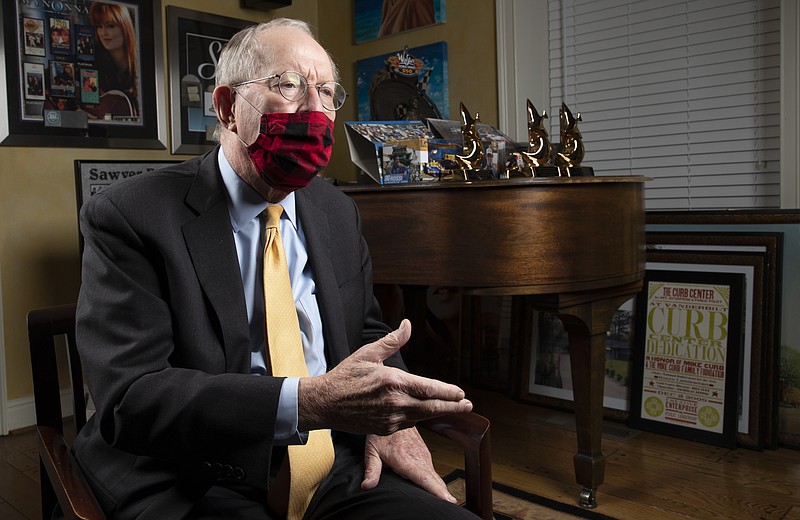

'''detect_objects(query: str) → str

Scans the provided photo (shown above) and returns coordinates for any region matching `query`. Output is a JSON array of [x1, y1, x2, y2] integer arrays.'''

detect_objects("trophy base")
[[438, 170, 466, 181], [532, 166, 560, 177], [506, 167, 530, 178], [563, 166, 594, 177], [463, 169, 495, 181]]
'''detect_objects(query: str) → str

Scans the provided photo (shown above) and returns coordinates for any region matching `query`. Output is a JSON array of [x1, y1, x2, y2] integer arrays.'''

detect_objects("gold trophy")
[[519, 99, 559, 177], [450, 102, 493, 181], [554, 103, 593, 177]]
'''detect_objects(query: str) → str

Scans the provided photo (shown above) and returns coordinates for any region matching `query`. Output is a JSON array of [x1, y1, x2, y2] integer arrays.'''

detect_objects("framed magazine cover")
[[166, 7, 251, 154], [1, 0, 167, 149], [629, 269, 745, 449]]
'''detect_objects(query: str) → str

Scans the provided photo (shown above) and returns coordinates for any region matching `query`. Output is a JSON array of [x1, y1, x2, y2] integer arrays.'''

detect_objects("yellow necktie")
[[263, 204, 335, 520]]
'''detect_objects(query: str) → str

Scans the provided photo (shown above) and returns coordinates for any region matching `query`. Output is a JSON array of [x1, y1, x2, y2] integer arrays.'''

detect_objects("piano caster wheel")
[[578, 488, 597, 509]]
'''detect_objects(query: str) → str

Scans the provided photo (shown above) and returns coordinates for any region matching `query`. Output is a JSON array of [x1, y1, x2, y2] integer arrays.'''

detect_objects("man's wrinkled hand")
[[298, 319, 472, 434], [361, 428, 458, 504]]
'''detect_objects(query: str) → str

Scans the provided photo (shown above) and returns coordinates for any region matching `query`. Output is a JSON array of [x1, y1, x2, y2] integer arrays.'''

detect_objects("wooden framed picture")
[[166, 6, 251, 154], [1, 0, 167, 149], [646, 212, 799, 451], [629, 269, 745, 448], [519, 300, 635, 422], [646, 231, 783, 448]]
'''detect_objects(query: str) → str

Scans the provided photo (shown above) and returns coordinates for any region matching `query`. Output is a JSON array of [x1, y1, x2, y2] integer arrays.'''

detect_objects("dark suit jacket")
[[74, 147, 396, 519]]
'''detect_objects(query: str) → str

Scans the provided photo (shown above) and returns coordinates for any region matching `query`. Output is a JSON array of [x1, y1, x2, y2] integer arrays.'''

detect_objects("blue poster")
[[355, 41, 449, 121]]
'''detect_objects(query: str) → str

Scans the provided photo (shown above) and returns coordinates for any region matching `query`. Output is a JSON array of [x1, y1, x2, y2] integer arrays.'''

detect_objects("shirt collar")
[[218, 148, 297, 232]]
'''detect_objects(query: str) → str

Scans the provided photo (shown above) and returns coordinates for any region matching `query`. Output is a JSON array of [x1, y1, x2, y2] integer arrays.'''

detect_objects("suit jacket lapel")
[[182, 148, 251, 373], [296, 186, 351, 365]]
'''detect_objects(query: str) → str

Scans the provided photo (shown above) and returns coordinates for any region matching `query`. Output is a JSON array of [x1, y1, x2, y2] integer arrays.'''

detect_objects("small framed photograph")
[[629, 269, 745, 448], [47, 17, 71, 55], [23, 62, 45, 100], [22, 17, 45, 56], [49, 60, 75, 97], [75, 25, 95, 62], [166, 7, 251, 154]]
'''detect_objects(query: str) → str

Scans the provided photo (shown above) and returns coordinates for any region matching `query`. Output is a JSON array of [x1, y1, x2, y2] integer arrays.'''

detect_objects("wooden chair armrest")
[[418, 412, 493, 520], [37, 426, 106, 520]]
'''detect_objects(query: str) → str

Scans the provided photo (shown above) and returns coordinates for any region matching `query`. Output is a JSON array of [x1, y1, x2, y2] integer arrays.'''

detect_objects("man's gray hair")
[[215, 18, 340, 88]]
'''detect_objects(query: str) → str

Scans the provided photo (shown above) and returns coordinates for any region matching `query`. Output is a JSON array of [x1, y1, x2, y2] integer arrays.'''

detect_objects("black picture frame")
[[646, 231, 783, 449], [74, 160, 181, 252], [646, 211, 799, 452], [629, 269, 745, 449], [1, 0, 167, 149], [74, 159, 181, 210], [166, 7, 251, 154], [518, 300, 634, 423]]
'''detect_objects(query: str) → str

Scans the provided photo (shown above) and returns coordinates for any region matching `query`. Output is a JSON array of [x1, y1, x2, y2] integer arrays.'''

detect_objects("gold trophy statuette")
[[519, 99, 559, 177], [554, 103, 592, 177], [447, 101, 492, 181]]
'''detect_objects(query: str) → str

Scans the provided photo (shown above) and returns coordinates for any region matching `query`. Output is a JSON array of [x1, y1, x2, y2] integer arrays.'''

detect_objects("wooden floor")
[[2, 389, 799, 520]]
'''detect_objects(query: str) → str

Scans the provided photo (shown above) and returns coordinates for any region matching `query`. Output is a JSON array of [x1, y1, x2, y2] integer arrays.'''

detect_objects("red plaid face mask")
[[245, 111, 335, 193]]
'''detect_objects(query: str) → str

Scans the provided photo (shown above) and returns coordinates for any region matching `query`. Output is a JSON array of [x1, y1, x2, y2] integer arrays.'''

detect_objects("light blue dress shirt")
[[218, 149, 326, 442]]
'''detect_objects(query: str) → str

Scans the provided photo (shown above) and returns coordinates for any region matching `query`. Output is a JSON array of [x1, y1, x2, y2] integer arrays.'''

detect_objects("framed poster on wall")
[[355, 42, 449, 121], [354, 0, 446, 44], [0, 0, 167, 149], [166, 7, 251, 154], [629, 269, 745, 448]]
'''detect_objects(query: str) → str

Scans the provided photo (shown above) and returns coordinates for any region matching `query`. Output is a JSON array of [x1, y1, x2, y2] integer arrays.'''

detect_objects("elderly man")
[[74, 17, 479, 520]]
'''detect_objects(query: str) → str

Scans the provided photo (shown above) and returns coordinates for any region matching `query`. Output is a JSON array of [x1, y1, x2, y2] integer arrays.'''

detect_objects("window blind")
[[548, 0, 781, 210]]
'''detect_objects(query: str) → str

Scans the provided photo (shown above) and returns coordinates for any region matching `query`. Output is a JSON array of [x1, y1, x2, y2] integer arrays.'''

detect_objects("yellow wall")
[[319, 0, 498, 181], [0, 0, 498, 412]]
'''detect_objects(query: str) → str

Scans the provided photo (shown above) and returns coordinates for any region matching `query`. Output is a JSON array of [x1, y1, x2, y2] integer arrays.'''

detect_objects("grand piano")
[[343, 176, 646, 507]]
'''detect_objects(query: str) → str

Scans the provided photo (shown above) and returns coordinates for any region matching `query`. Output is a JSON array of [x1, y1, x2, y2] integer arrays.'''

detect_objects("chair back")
[[28, 302, 105, 520], [28, 302, 86, 436]]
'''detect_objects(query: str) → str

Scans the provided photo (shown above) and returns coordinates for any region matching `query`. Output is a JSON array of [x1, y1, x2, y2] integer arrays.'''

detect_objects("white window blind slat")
[[550, 0, 781, 210]]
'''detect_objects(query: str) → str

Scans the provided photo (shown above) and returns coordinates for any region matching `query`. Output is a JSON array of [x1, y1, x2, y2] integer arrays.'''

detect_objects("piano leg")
[[555, 291, 637, 508]]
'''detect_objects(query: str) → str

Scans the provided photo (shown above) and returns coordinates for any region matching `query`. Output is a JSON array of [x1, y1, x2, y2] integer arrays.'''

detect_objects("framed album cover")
[[166, 7, 251, 154], [1, 0, 167, 149], [629, 269, 745, 448]]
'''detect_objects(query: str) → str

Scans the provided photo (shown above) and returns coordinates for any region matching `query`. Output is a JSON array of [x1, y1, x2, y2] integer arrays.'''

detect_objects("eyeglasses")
[[232, 71, 348, 111]]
